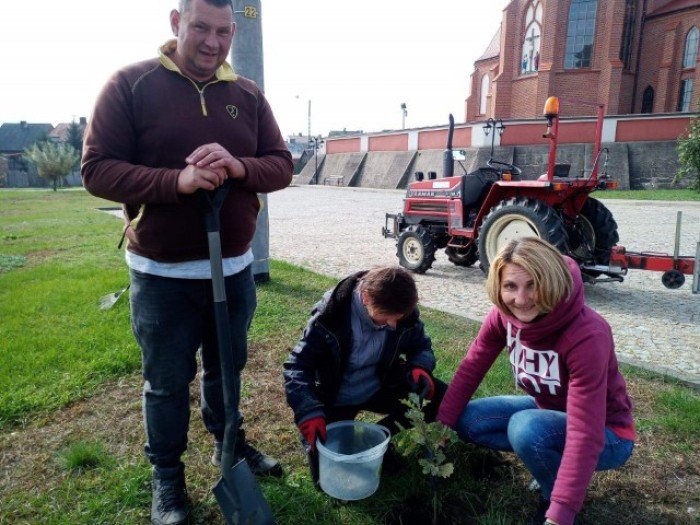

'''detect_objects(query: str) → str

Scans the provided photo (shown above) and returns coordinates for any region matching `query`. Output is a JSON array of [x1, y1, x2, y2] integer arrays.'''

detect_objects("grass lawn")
[[0, 189, 698, 524], [596, 188, 700, 201]]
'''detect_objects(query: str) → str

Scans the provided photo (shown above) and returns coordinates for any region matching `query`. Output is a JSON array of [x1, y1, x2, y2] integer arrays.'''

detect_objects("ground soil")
[[0, 343, 698, 524]]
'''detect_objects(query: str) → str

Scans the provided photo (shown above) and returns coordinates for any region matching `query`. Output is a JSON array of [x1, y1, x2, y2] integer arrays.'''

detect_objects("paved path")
[[269, 185, 700, 386]]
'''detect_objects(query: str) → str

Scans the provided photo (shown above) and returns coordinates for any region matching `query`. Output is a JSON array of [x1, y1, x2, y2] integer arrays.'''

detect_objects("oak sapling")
[[396, 392, 459, 525]]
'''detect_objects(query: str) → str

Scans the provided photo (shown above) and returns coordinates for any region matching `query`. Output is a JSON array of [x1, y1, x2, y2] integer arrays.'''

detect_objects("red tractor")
[[383, 97, 698, 290]]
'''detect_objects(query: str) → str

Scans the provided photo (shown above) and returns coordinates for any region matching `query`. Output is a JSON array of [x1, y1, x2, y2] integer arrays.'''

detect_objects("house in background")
[[0, 121, 53, 187], [48, 117, 87, 144], [466, 0, 700, 120], [0, 118, 86, 187]]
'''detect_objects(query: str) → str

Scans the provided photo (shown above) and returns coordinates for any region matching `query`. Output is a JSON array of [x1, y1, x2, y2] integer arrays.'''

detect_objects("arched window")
[[564, 0, 598, 69], [521, 0, 543, 75], [683, 27, 699, 69], [619, 0, 636, 70], [480, 74, 490, 115], [641, 86, 654, 113]]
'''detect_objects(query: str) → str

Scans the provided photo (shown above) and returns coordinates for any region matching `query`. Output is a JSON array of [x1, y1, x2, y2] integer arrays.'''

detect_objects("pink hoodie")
[[437, 257, 634, 525]]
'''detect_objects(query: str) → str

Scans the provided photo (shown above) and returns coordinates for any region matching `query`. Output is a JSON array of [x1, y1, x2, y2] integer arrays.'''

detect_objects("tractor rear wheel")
[[445, 245, 478, 267], [578, 197, 619, 265], [477, 197, 569, 273], [397, 225, 436, 274]]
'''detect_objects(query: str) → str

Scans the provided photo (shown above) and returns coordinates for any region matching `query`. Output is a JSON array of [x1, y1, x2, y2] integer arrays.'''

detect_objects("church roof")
[[648, 0, 700, 17], [476, 26, 502, 62]]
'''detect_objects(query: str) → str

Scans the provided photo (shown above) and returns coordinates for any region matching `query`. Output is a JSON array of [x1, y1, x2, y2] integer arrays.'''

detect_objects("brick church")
[[466, 0, 700, 121]]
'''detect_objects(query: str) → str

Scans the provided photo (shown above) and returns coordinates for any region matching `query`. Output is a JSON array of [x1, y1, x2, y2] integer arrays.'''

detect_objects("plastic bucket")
[[316, 421, 391, 500]]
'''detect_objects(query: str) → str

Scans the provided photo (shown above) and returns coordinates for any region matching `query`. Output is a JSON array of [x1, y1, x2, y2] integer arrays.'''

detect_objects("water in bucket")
[[317, 421, 391, 500]]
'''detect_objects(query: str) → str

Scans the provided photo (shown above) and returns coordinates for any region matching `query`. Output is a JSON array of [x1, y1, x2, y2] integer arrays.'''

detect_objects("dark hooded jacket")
[[283, 271, 436, 425]]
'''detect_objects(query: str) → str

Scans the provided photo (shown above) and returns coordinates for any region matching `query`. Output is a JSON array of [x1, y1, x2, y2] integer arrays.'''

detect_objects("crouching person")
[[283, 266, 447, 485], [437, 238, 635, 525]]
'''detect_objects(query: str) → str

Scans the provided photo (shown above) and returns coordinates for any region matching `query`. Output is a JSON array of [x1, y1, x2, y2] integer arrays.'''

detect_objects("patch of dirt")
[[1, 344, 698, 524], [383, 493, 481, 525], [0, 341, 300, 524]]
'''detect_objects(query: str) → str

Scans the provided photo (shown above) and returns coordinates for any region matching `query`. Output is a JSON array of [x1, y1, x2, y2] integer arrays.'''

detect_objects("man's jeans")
[[130, 266, 256, 468], [455, 395, 634, 500]]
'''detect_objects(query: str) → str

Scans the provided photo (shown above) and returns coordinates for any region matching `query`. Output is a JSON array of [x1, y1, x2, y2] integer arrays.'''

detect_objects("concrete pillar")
[[408, 131, 419, 151], [360, 136, 369, 153], [602, 117, 618, 143], [230, 0, 270, 282]]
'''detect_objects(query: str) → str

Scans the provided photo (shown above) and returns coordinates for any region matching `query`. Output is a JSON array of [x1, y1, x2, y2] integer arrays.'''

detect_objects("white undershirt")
[[125, 248, 254, 279]]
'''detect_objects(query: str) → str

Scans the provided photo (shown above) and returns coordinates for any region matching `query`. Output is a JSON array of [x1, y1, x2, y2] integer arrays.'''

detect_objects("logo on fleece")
[[509, 342, 561, 395], [226, 105, 239, 119]]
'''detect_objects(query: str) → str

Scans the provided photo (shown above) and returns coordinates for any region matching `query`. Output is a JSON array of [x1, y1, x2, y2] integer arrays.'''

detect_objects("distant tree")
[[66, 119, 84, 159], [23, 142, 79, 191], [675, 118, 700, 191]]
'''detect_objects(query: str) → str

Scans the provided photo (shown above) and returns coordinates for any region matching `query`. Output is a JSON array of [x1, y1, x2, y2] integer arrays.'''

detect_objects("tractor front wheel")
[[445, 245, 478, 267], [397, 226, 436, 274], [477, 197, 569, 273]]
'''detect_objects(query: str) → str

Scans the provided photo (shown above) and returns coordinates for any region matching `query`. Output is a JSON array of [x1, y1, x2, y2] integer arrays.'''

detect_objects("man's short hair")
[[485, 237, 573, 314], [359, 266, 418, 315], [179, 0, 234, 12]]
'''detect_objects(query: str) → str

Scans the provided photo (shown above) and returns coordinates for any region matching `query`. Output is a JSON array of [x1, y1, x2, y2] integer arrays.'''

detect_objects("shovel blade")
[[214, 459, 274, 525]]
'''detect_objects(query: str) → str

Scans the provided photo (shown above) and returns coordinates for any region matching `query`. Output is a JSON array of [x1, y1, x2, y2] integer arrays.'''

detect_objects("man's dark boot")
[[151, 464, 189, 525], [212, 429, 283, 477]]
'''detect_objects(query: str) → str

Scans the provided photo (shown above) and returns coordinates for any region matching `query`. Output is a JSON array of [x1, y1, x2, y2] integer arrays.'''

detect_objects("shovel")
[[99, 284, 130, 310], [196, 182, 275, 525]]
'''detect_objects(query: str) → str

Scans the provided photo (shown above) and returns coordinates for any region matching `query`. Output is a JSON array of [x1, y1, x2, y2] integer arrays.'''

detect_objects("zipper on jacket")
[[386, 330, 408, 369], [317, 321, 342, 368], [183, 76, 222, 117], [198, 90, 208, 116]]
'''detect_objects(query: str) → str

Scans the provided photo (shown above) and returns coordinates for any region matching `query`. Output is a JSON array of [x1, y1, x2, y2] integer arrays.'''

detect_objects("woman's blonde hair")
[[485, 237, 573, 314]]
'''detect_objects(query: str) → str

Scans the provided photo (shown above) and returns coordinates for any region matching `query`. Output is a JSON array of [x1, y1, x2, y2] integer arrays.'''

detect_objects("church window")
[[678, 79, 693, 112], [564, 0, 598, 69], [521, 1, 543, 75], [619, 0, 636, 70], [480, 74, 490, 115], [683, 27, 699, 69], [641, 86, 654, 113]]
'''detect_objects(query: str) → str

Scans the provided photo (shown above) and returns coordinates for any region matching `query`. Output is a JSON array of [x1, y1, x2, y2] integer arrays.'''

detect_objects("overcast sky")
[[0, 0, 509, 137]]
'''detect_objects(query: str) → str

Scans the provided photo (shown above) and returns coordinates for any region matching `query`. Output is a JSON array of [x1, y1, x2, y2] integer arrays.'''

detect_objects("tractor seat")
[[538, 163, 573, 181], [462, 168, 499, 208]]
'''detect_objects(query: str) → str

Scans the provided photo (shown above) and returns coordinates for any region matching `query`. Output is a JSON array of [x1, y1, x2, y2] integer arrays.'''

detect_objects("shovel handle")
[[196, 180, 232, 233]]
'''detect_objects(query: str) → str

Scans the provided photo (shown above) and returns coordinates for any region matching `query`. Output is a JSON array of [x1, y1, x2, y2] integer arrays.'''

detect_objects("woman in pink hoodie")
[[437, 237, 635, 525]]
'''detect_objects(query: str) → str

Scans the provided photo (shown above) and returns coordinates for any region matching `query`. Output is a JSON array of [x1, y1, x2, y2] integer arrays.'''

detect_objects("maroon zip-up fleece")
[[82, 41, 293, 262]]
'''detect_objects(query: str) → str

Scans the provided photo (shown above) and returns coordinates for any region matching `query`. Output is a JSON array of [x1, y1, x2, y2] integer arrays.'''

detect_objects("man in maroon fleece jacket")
[[81, 1, 292, 524], [438, 238, 635, 525]]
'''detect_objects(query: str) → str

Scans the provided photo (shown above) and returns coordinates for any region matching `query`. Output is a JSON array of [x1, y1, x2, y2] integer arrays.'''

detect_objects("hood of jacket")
[[498, 256, 584, 343]]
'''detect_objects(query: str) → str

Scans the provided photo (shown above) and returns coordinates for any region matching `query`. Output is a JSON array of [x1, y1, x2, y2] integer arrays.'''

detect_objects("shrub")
[[675, 118, 700, 191]]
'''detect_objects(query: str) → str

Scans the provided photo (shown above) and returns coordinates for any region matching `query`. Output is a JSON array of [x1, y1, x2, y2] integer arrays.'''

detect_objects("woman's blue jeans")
[[455, 395, 634, 500], [130, 266, 256, 468]]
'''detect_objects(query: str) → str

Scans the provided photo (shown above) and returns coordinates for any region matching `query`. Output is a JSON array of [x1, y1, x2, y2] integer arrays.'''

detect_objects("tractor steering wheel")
[[487, 159, 522, 178]]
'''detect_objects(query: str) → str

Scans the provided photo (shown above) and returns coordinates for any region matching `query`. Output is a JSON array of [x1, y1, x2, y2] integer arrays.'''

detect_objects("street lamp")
[[400, 102, 408, 129], [482, 118, 506, 160], [310, 135, 324, 184]]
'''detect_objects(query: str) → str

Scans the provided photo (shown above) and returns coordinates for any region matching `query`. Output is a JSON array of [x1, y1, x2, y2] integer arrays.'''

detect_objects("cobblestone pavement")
[[269, 185, 700, 386]]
